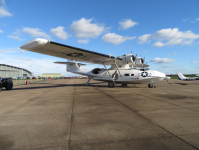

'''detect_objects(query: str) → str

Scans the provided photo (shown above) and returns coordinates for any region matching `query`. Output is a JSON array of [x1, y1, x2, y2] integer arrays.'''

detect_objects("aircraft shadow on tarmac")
[[10, 82, 142, 91], [174, 82, 188, 85]]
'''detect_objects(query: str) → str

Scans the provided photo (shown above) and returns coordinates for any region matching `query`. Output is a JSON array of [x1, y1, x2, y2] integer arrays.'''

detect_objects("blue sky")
[[0, 0, 199, 76]]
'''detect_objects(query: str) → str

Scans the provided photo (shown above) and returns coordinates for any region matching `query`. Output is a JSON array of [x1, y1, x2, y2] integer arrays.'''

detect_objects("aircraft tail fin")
[[176, 72, 186, 80]]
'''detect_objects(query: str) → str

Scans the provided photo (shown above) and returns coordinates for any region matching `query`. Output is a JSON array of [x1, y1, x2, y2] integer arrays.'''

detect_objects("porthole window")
[[125, 74, 129, 76]]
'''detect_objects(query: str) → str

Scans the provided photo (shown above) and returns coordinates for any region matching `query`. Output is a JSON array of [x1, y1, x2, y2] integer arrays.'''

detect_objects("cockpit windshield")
[[138, 68, 150, 71]]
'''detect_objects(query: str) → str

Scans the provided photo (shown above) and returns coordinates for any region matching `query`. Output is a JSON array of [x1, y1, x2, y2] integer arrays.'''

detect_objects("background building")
[[0, 64, 32, 78], [40, 73, 63, 78]]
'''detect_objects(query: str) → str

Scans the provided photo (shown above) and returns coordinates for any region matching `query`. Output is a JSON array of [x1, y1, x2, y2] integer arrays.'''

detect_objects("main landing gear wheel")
[[122, 84, 127, 87], [108, 81, 115, 88], [0, 82, 2, 92], [148, 84, 153, 88], [5, 80, 13, 90]]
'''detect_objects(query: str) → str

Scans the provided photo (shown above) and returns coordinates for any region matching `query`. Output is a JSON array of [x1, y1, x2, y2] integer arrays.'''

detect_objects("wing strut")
[[113, 59, 122, 77], [102, 63, 114, 81], [86, 77, 93, 86]]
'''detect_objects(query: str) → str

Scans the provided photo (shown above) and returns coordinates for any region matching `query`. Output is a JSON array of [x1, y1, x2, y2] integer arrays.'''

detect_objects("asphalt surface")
[[0, 79, 199, 150]]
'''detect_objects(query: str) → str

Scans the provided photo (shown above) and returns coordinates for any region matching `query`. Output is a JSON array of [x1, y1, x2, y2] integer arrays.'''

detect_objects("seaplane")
[[177, 72, 199, 81], [20, 38, 169, 88]]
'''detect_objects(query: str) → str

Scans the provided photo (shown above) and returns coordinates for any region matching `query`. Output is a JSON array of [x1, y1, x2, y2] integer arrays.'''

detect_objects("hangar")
[[0, 64, 32, 78]]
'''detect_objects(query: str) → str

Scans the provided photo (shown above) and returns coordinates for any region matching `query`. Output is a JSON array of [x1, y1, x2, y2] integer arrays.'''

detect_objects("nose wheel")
[[108, 81, 115, 88], [148, 84, 153, 88]]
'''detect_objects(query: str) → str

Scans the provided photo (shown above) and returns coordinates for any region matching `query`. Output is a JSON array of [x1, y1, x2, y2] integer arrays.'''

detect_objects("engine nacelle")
[[118, 54, 135, 64], [135, 57, 143, 65]]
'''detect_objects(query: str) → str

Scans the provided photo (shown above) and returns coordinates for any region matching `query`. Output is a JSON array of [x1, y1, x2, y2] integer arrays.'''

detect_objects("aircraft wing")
[[20, 38, 122, 65]]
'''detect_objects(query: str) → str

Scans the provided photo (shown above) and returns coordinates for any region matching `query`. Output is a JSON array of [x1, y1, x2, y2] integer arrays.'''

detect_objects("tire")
[[0, 82, 2, 92], [148, 84, 153, 88], [108, 81, 115, 88], [5, 80, 13, 90]]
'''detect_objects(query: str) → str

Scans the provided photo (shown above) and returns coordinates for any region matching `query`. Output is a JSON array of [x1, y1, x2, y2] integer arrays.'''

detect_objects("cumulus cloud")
[[0, 47, 23, 53], [50, 26, 68, 40], [22, 27, 51, 40], [191, 61, 197, 63], [0, 0, 12, 18], [7, 35, 24, 41], [137, 28, 199, 47], [182, 18, 190, 21], [196, 18, 199, 21], [168, 53, 177, 56], [161, 65, 178, 68], [0, 29, 3, 33], [0, 49, 6, 52], [119, 19, 138, 30], [77, 39, 89, 44], [70, 18, 108, 38], [102, 33, 136, 45], [150, 57, 176, 64]]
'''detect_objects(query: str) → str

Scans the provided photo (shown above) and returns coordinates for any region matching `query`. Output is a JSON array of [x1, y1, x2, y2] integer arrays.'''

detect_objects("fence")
[[12, 78, 62, 86]]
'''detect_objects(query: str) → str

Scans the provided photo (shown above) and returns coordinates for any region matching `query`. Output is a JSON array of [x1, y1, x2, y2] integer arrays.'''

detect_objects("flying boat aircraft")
[[20, 38, 168, 88]]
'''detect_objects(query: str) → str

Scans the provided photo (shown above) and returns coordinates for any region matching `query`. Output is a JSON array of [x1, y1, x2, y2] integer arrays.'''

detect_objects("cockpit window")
[[125, 74, 129, 76], [131, 74, 134, 76]]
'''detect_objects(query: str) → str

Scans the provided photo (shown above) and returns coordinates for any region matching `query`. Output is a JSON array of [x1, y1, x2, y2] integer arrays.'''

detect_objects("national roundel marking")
[[141, 72, 148, 77]]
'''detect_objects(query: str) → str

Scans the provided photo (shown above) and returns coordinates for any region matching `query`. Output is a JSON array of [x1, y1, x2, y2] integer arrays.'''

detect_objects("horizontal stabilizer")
[[54, 62, 86, 66]]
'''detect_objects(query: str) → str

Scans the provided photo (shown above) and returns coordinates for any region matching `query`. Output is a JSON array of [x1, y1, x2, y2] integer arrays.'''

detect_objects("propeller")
[[141, 57, 145, 64], [130, 50, 138, 62]]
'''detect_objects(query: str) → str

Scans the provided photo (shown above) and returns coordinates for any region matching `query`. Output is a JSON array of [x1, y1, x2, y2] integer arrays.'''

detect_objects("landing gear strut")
[[108, 81, 115, 88], [148, 84, 153, 88], [122, 84, 127, 87]]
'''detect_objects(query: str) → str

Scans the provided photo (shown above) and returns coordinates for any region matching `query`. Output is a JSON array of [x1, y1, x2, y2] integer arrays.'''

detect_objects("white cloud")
[[138, 28, 199, 47], [143, 50, 147, 53], [0, 47, 23, 53], [196, 18, 199, 21], [22, 27, 51, 40], [102, 33, 136, 45], [77, 39, 89, 44], [0, 49, 6, 52], [70, 18, 108, 38], [150, 57, 176, 64], [191, 21, 195, 23], [161, 65, 178, 68], [191, 61, 197, 63], [7, 35, 24, 41], [168, 53, 177, 56], [0, 29, 3, 33], [119, 19, 138, 30], [0, 0, 12, 18], [50, 26, 68, 40]]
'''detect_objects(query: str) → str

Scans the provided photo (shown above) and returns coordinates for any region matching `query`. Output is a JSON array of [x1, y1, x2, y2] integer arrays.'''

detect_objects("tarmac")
[[0, 79, 199, 150]]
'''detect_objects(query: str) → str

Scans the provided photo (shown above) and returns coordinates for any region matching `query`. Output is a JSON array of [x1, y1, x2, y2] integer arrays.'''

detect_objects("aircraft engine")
[[121, 54, 136, 64], [135, 57, 144, 65]]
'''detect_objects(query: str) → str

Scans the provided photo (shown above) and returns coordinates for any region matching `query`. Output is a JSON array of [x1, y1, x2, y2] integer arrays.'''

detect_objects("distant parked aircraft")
[[177, 72, 199, 81]]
